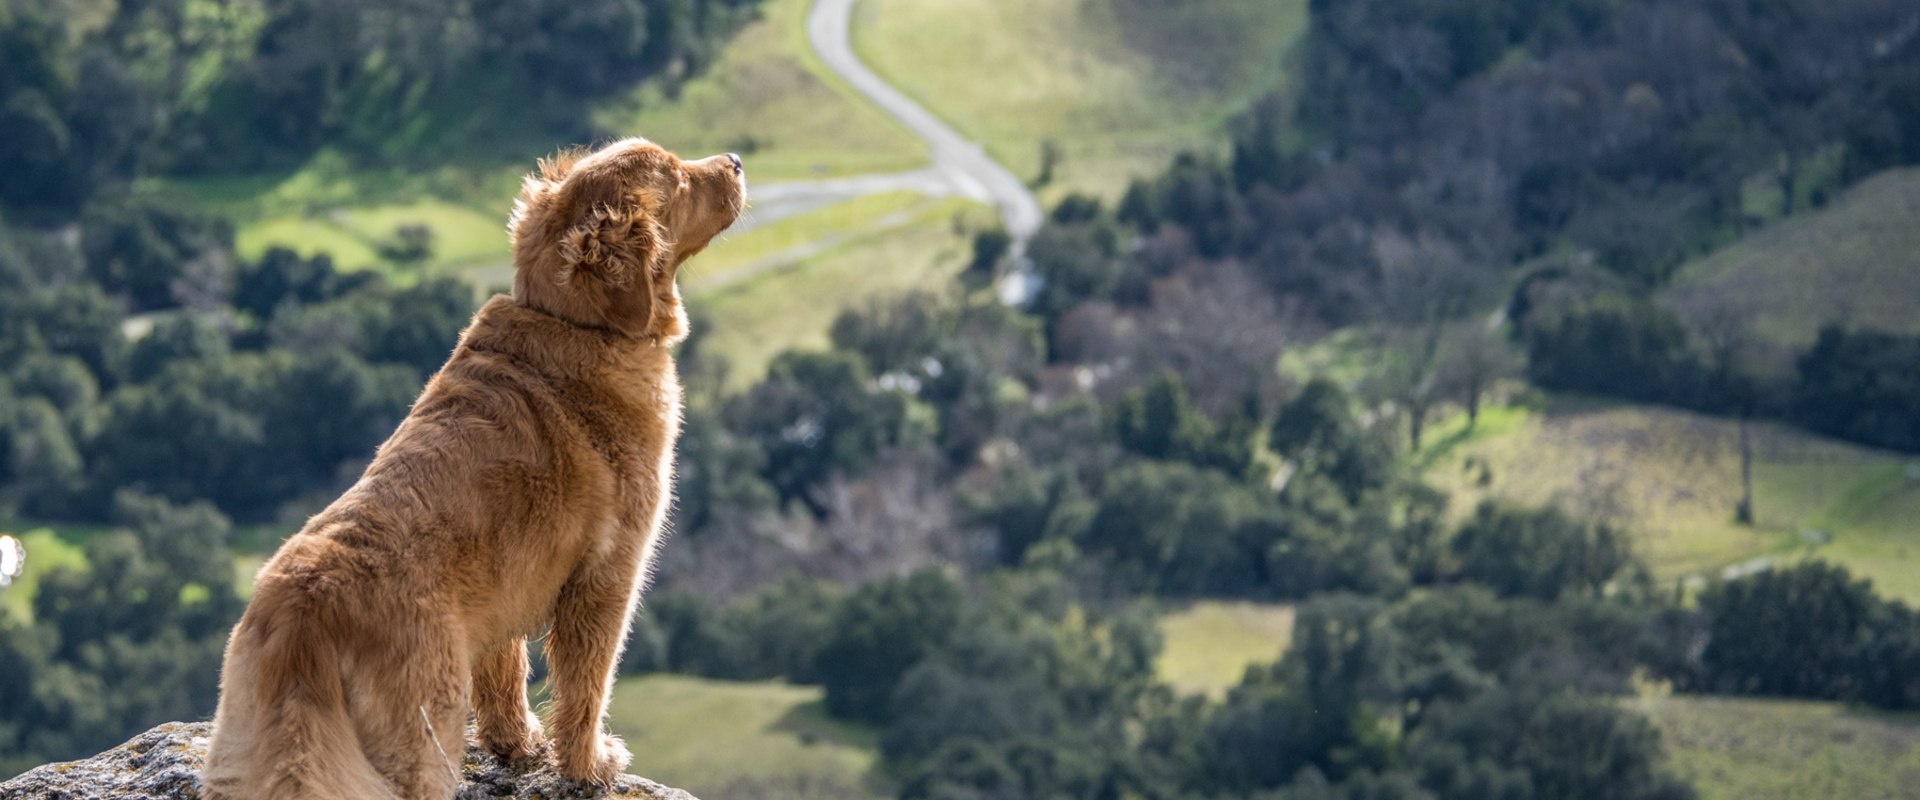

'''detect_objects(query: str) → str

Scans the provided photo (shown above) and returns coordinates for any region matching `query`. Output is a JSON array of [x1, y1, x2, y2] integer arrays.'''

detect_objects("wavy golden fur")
[[204, 138, 746, 799]]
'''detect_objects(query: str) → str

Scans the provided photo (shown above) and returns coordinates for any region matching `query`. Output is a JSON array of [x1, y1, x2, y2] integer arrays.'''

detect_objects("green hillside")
[[1419, 398, 1920, 599], [604, 0, 928, 181], [605, 675, 884, 799], [855, 0, 1308, 200], [1664, 167, 1920, 355], [1634, 693, 1920, 800]]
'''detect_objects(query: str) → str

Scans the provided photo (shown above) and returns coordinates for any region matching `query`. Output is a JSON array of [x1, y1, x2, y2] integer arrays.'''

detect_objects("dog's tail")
[[205, 607, 400, 800]]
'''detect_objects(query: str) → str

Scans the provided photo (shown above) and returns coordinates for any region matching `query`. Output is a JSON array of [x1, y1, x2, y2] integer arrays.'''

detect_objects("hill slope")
[[1664, 168, 1920, 356], [606, 675, 883, 799], [1420, 399, 1920, 599], [854, 0, 1308, 200], [1634, 694, 1920, 800]]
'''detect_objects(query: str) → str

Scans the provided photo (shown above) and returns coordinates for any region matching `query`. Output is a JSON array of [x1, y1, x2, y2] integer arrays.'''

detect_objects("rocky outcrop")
[[0, 722, 698, 800]]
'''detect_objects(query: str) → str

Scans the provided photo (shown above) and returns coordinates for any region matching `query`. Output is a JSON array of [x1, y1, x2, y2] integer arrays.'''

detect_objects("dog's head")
[[509, 138, 746, 344]]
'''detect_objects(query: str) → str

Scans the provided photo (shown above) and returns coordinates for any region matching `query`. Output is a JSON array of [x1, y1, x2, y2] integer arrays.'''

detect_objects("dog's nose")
[[725, 153, 743, 175]]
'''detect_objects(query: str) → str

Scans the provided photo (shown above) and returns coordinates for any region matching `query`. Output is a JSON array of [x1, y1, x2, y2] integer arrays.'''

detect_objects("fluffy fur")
[[205, 138, 745, 800]]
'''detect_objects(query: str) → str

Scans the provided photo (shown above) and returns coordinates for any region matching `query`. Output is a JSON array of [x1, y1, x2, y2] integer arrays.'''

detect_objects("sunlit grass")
[[605, 674, 884, 799], [688, 191, 932, 288], [1632, 693, 1920, 800], [600, 0, 928, 181], [1666, 167, 1920, 356], [1155, 601, 1295, 698], [855, 0, 1308, 201], [693, 198, 987, 389], [1419, 397, 1920, 597]]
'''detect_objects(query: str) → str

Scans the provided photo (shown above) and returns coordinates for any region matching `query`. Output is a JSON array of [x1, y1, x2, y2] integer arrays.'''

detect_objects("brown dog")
[[204, 138, 745, 799]]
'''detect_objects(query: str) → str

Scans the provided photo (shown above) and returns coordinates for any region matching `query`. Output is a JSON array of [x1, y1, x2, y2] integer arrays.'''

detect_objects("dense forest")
[[4, 0, 1920, 796]]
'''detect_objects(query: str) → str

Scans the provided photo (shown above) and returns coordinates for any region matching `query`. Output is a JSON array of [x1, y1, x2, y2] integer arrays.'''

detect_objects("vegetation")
[[1154, 601, 1294, 698], [1663, 167, 1920, 351], [605, 675, 883, 799], [1634, 693, 1920, 800], [689, 196, 987, 387], [5, 0, 1920, 793], [607, 0, 928, 181], [856, 0, 1309, 200], [1418, 399, 1920, 592]]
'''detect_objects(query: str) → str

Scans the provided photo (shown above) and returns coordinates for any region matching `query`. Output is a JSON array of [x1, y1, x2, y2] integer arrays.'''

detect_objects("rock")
[[0, 722, 699, 800]]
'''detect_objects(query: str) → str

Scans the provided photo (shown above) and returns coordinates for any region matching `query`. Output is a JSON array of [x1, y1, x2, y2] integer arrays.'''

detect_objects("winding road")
[[737, 0, 1044, 302], [471, 0, 1045, 299], [804, 0, 1042, 246]]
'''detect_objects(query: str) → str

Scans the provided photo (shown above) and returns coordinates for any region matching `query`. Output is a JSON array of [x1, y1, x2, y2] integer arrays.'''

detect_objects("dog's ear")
[[556, 191, 667, 338]]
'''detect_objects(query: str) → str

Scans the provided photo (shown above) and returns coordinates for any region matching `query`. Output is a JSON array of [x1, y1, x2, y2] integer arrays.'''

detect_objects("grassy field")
[[1156, 601, 1295, 697], [606, 674, 884, 799], [1633, 693, 1920, 800], [232, 198, 510, 276], [171, 0, 934, 281], [162, 150, 524, 281], [855, 0, 1308, 201], [1418, 398, 1920, 598], [1665, 167, 1920, 358], [692, 197, 988, 389], [686, 191, 932, 285], [602, 0, 928, 181]]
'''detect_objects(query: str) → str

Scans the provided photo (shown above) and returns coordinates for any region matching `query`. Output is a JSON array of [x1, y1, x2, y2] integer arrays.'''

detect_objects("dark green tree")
[[815, 570, 965, 722], [1697, 561, 1879, 699], [1450, 503, 1631, 601]]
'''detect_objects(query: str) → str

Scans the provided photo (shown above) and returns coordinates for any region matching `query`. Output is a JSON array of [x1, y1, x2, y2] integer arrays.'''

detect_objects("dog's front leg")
[[545, 544, 644, 785]]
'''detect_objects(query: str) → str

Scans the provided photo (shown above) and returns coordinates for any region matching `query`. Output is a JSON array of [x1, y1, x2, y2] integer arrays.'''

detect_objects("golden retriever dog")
[[204, 138, 745, 800]]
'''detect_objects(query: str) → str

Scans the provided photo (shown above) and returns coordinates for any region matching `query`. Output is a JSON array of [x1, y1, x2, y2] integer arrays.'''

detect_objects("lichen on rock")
[[0, 722, 699, 800]]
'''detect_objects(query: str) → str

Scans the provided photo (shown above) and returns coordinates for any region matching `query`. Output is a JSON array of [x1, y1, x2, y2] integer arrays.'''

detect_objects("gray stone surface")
[[0, 722, 698, 800]]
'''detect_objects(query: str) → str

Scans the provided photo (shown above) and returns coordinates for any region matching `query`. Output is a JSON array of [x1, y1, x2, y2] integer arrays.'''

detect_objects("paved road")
[[739, 167, 961, 230], [473, 0, 1047, 298], [801, 0, 1045, 302]]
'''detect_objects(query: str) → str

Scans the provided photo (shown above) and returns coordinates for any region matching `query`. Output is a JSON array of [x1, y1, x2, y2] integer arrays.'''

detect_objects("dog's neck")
[[458, 295, 671, 379]]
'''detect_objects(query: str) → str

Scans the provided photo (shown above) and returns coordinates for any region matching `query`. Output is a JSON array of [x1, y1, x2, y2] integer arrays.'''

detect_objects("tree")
[[1450, 503, 1631, 601], [1437, 321, 1518, 430], [1524, 293, 1703, 407], [1372, 231, 1483, 450], [727, 351, 925, 516], [128, 315, 230, 383], [1792, 326, 1920, 453], [361, 276, 474, 376], [1412, 689, 1694, 800], [1696, 561, 1879, 700], [815, 571, 966, 722], [968, 228, 1010, 277], [1271, 379, 1394, 502], [1203, 595, 1399, 792], [80, 198, 230, 311], [1081, 460, 1272, 595]]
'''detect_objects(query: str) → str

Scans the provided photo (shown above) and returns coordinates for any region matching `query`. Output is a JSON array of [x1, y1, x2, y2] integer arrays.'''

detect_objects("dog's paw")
[[478, 712, 547, 762], [557, 732, 631, 786]]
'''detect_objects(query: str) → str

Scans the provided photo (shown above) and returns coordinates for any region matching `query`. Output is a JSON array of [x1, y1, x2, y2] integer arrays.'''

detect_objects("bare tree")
[[1371, 230, 1484, 450], [1436, 315, 1520, 430], [1132, 262, 1306, 418]]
